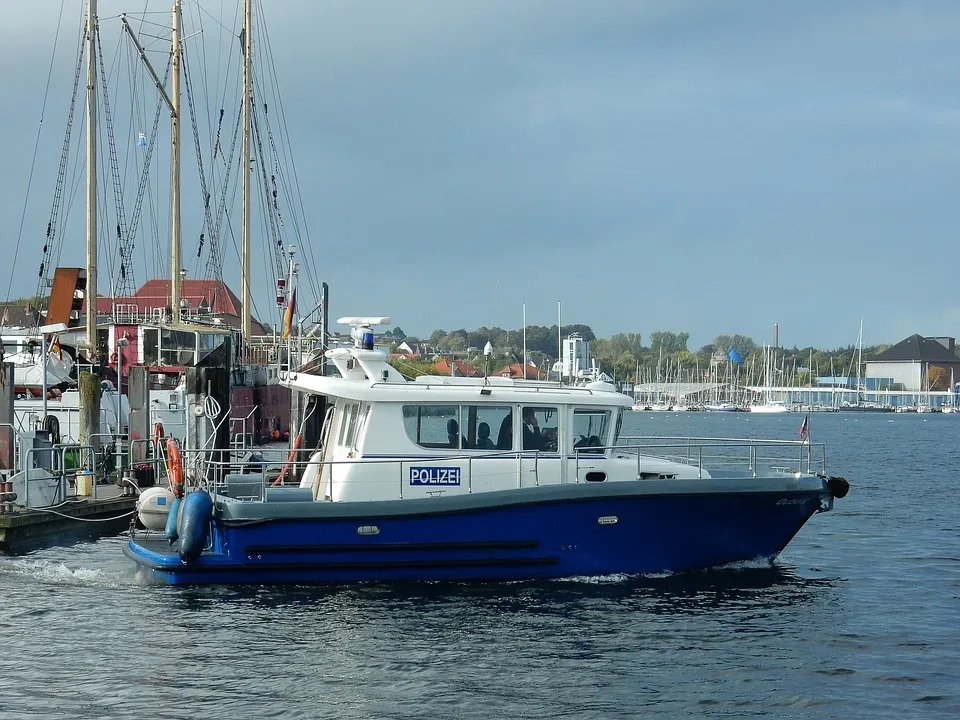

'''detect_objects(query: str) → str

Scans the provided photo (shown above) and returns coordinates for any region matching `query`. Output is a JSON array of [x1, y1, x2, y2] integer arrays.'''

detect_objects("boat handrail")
[[338, 380, 622, 397], [160, 435, 827, 503], [619, 434, 821, 446]]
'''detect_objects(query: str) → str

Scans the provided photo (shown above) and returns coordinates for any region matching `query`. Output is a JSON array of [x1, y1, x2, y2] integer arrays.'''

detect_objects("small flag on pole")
[[280, 287, 296, 339], [799, 414, 809, 443], [137, 132, 147, 147]]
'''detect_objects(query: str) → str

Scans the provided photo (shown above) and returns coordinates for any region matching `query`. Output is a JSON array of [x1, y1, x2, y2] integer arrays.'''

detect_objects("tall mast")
[[241, 0, 253, 355], [170, 0, 182, 324], [85, 0, 98, 352]]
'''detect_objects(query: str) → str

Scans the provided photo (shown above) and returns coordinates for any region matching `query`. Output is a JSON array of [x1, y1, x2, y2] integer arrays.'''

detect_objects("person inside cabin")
[[522, 408, 544, 450], [476, 422, 496, 450], [543, 426, 558, 452], [446, 418, 461, 448]]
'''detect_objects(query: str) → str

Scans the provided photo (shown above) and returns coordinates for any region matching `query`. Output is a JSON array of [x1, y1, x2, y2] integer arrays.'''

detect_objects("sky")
[[1, 0, 959, 351]]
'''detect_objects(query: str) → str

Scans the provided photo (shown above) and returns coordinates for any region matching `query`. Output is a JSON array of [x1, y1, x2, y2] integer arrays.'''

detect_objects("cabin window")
[[466, 405, 512, 452], [338, 402, 361, 448], [573, 409, 611, 453], [353, 404, 371, 450], [402, 405, 461, 449], [401, 405, 514, 451], [159, 329, 196, 366], [521, 407, 559, 452], [142, 328, 159, 365], [198, 332, 222, 354]]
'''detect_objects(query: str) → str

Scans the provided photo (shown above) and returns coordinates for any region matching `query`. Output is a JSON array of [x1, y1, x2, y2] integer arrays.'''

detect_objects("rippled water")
[[2, 412, 958, 719]]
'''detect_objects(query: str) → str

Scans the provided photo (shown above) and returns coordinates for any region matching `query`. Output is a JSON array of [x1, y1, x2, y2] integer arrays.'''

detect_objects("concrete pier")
[[0, 485, 136, 554]]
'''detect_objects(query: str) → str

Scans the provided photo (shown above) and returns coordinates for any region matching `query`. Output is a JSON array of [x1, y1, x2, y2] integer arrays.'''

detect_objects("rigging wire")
[[97, 28, 135, 296], [8, 0, 71, 305], [32, 6, 86, 311], [254, 0, 321, 304]]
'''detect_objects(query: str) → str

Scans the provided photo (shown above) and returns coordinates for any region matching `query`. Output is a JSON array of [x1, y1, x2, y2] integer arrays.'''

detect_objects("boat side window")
[[573, 409, 610, 453], [521, 406, 559, 452], [353, 404, 371, 450], [159, 329, 196, 366], [142, 328, 159, 365], [465, 405, 511, 451], [402, 405, 462, 449], [338, 402, 360, 447]]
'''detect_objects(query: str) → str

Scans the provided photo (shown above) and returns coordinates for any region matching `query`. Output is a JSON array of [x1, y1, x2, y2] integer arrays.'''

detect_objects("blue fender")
[[164, 495, 182, 543], [178, 490, 214, 562]]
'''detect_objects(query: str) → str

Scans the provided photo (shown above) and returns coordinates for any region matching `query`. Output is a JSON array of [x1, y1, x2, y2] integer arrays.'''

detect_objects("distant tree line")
[[386, 324, 945, 384]]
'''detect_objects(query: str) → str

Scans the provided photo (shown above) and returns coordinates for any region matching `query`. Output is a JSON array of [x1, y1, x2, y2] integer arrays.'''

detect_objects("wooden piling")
[[79, 371, 102, 452]]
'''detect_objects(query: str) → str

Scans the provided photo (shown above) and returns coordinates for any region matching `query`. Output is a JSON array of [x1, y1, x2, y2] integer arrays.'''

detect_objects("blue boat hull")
[[124, 486, 828, 585]]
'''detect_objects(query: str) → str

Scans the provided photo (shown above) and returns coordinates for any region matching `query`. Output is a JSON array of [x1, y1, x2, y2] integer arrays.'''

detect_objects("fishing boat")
[[124, 316, 850, 585]]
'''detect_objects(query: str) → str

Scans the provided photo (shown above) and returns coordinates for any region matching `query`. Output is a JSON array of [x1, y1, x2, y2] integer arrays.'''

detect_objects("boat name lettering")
[[776, 498, 807, 506], [409, 467, 461, 486]]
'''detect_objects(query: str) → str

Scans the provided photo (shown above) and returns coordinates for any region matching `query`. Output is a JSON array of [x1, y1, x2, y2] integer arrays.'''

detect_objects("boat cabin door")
[[568, 408, 613, 484], [518, 406, 563, 487], [310, 403, 336, 499]]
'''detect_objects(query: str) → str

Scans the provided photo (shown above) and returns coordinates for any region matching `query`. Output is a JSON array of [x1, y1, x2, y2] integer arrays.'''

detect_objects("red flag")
[[281, 287, 296, 339], [799, 414, 809, 443]]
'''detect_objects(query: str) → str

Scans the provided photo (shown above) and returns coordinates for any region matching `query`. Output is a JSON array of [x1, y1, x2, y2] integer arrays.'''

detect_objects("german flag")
[[281, 288, 296, 339]]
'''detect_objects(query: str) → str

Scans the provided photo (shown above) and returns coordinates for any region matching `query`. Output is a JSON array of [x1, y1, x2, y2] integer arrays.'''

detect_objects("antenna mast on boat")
[[85, 0, 98, 353], [170, 0, 183, 324], [241, 0, 253, 357]]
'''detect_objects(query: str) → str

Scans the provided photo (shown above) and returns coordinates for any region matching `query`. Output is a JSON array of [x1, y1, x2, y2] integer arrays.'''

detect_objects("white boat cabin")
[[285, 321, 704, 503]]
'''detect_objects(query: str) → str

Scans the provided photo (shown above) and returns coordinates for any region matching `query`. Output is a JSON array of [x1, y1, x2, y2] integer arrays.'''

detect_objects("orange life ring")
[[166, 437, 185, 497]]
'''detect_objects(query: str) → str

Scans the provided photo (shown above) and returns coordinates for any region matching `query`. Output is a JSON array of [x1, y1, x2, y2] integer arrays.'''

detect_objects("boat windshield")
[[572, 408, 613, 453]]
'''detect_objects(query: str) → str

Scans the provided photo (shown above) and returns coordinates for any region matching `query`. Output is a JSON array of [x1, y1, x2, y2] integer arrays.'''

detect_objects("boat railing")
[[162, 434, 826, 504], [617, 435, 826, 478]]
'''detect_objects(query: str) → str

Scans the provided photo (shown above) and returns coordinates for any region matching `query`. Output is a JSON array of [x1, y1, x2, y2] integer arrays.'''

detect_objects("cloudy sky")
[[2, 0, 959, 350]]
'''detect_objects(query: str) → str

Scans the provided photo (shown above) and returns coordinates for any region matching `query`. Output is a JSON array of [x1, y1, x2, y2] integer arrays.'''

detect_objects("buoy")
[[272, 429, 280, 440], [164, 495, 182, 543], [178, 490, 214, 562], [166, 437, 184, 498], [137, 486, 176, 531], [827, 476, 850, 499]]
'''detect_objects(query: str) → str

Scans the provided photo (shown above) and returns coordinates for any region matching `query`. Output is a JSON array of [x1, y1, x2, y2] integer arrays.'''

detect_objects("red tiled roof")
[[499, 362, 546, 380], [433, 358, 483, 377], [82, 279, 263, 332]]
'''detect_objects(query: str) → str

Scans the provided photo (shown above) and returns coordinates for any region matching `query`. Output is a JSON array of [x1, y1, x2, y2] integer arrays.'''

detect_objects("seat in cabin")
[[476, 422, 495, 449], [447, 418, 460, 448], [497, 415, 513, 450]]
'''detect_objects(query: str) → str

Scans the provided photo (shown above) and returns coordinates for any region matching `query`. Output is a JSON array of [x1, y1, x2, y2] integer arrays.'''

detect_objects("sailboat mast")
[[170, 0, 182, 324], [241, 0, 253, 354], [85, 0, 98, 352]]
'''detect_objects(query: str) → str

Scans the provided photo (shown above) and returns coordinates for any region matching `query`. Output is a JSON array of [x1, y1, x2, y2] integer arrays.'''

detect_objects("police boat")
[[123, 316, 849, 585]]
